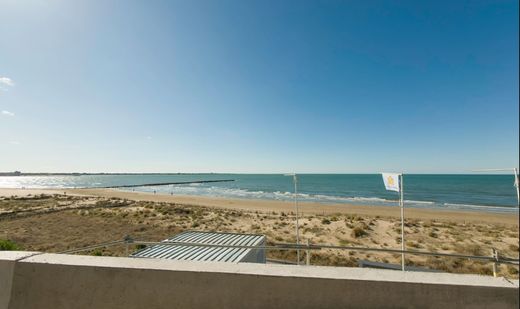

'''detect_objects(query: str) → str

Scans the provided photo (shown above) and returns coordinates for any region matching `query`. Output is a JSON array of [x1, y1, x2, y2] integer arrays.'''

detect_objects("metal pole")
[[400, 174, 405, 271], [294, 174, 300, 265], [306, 239, 310, 266], [492, 248, 498, 277], [514, 168, 519, 207], [124, 235, 132, 256]]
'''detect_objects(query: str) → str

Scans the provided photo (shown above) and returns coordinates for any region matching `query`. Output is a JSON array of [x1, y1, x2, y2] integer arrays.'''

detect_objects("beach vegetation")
[[507, 266, 519, 275], [456, 243, 483, 256], [135, 244, 146, 250], [303, 226, 324, 236], [0, 239, 20, 251], [406, 241, 421, 249], [338, 239, 349, 246], [351, 227, 367, 238], [428, 231, 438, 238]]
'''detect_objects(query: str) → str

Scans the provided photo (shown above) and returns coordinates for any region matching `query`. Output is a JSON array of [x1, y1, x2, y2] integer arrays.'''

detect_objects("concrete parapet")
[[0, 251, 518, 309], [0, 252, 40, 309]]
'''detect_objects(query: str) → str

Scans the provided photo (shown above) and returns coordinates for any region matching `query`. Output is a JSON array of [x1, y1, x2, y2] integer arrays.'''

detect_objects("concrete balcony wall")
[[0, 251, 518, 309]]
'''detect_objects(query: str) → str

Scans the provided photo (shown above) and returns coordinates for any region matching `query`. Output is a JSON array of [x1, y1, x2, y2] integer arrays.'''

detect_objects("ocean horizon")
[[1, 173, 518, 214]]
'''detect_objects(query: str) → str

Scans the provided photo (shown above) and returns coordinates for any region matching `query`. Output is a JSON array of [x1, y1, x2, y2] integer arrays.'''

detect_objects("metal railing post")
[[492, 248, 499, 277], [124, 235, 133, 257], [306, 239, 310, 266]]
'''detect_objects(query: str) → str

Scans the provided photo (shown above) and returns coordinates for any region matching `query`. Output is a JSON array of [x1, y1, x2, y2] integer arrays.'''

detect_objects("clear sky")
[[0, 0, 518, 173]]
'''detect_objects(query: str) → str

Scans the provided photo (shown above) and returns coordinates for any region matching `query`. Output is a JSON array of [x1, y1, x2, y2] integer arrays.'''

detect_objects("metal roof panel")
[[131, 231, 265, 263]]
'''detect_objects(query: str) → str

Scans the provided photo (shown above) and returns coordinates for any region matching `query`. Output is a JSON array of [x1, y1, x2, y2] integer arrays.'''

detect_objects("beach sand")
[[1, 188, 516, 225], [1, 188, 518, 278]]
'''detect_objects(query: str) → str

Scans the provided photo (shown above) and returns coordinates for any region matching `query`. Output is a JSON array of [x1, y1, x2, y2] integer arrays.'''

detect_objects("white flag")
[[382, 173, 401, 192]]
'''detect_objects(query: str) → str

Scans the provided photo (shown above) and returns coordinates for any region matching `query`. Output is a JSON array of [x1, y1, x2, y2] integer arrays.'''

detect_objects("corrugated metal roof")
[[131, 231, 265, 263]]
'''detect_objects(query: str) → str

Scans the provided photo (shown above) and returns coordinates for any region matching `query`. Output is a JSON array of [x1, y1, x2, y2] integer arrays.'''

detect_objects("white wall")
[[1, 252, 518, 309]]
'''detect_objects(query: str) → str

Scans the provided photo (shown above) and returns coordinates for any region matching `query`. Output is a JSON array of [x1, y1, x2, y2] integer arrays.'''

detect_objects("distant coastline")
[[0, 172, 219, 177]]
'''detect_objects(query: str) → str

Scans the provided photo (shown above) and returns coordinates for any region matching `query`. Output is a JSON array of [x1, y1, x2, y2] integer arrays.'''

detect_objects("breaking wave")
[[125, 185, 519, 214]]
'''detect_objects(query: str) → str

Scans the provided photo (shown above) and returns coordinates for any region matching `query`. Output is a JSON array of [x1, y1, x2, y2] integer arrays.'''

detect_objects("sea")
[[0, 174, 518, 213]]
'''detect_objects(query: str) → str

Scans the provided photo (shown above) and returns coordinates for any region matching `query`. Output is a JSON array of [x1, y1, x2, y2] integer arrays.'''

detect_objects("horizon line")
[[0, 171, 516, 175]]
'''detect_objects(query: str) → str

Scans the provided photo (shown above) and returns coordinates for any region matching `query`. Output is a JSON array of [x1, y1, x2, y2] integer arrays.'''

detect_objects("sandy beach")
[[1, 188, 517, 225], [1, 188, 518, 278]]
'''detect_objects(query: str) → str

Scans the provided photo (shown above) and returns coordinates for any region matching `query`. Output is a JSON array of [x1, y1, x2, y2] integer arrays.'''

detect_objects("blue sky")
[[0, 0, 518, 173]]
